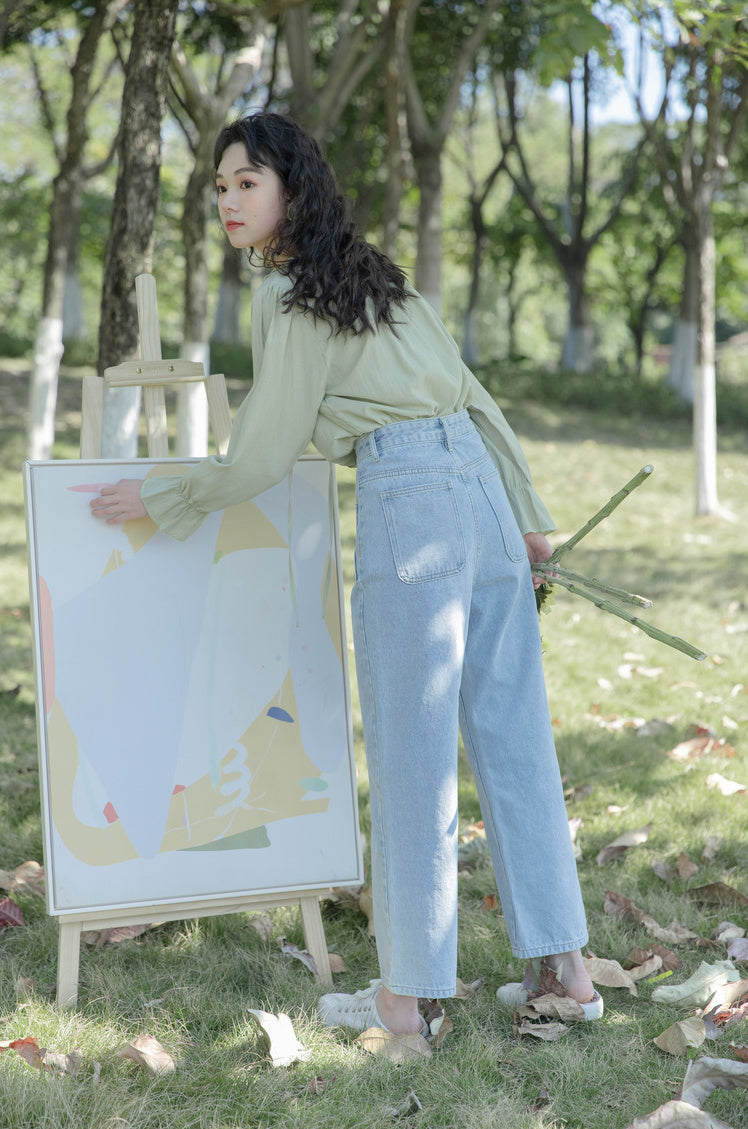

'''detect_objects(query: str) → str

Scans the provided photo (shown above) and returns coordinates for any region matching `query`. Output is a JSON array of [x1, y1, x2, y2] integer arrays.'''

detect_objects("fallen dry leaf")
[[482, 894, 499, 911], [705, 773, 746, 796], [583, 955, 638, 995], [14, 977, 35, 999], [702, 978, 748, 1019], [518, 993, 588, 1023], [0, 1037, 45, 1070], [597, 822, 653, 866], [727, 938, 748, 963], [653, 1018, 706, 1056], [622, 1099, 733, 1128], [248, 1009, 311, 1068], [388, 1087, 424, 1118], [701, 836, 723, 863], [679, 1054, 748, 1107], [653, 860, 676, 884], [429, 1013, 454, 1049], [512, 1016, 570, 1041], [454, 977, 483, 998], [82, 924, 150, 948], [711, 922, 745, 944], [249, 914, 273, 942], [688, 884, 748, 910], [354, 1027, 432, 1063], [327, 953, 349, 974], [0, 861, 45, 899], [668, 736, 736, 762], [677, 853, 699, 880], [42, 1048, 83, 1076], [628, 954, 665, 981], [604, 891, 698, 946], [278, 937, 318, 976], [0, 898, 24, 929], [651, 962, 739, 1007], [728, 1044, 748, 1062], [116, 1034, 175, 1075]]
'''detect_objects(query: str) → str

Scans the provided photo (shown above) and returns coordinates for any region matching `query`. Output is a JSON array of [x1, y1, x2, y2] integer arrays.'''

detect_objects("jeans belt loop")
[[368, 430, 380, 461]]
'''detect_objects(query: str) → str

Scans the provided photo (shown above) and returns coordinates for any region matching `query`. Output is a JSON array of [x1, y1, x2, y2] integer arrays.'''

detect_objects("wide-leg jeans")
[[351, 411, 588, 998]]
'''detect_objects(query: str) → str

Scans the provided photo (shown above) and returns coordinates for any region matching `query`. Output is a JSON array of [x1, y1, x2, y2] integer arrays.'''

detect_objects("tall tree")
[[402, 0, 500, 311], [494, 3, 648, 372], [631, 0, 747, 515], [99, 0, 179, 457], [22, 0, 125, 460]]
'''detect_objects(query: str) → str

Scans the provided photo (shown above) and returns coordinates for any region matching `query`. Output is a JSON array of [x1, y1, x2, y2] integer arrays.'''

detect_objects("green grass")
[[1, 364, 747, 1128]]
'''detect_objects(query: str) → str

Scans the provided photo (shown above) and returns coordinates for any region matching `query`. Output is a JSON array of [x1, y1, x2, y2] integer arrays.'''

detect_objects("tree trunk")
[[412, 139, 443, 311], [561, 253, 592, 372], [26, 0, 118, 459], [213, 245, 244, 344], [694, 202, 720, 516], [98, 0, 178, 457]]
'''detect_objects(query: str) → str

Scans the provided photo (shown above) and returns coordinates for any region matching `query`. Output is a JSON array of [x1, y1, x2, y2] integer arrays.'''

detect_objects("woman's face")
[[215, 142, 288, 255]]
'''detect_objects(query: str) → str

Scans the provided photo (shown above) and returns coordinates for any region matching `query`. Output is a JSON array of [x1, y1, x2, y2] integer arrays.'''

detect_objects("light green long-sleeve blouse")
[[141, 271, 554, 541]]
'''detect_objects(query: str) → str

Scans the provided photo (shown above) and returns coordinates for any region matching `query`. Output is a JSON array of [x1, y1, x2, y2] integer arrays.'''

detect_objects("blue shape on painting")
[[267, 706, 295, 723], [300, 776, 328, 792]]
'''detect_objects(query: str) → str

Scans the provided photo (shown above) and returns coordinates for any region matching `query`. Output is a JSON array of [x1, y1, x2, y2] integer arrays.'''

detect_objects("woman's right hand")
[[90, 479, 147, 524]]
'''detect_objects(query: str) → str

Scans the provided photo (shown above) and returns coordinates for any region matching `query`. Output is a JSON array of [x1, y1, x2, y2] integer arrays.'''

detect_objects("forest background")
[[0, 0, 746, 519]]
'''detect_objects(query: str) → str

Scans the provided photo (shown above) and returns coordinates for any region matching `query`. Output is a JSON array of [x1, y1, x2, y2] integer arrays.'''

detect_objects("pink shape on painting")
[[103, 802, 119, 824]]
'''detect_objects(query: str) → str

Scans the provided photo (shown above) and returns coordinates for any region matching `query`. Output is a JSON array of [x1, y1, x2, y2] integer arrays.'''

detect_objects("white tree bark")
[[27, 317, 65, 460], [176, 341, 210, 457]]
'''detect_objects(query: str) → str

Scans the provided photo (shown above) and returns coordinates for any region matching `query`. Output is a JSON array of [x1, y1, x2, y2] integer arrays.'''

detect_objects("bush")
[[474, 359, 747, 429]]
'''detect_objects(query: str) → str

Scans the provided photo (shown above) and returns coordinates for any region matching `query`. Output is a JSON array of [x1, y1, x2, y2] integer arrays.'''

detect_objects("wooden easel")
[[80, 274, 232, 459], [57, 274, 334, 1008]]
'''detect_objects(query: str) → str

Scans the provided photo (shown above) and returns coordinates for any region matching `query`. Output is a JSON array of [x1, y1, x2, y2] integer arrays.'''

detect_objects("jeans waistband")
[[355, 411, 475, 463]]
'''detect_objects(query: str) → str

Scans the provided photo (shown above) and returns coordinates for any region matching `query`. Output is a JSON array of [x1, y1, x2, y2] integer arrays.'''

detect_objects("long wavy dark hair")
[[214, 113, 409, 334]]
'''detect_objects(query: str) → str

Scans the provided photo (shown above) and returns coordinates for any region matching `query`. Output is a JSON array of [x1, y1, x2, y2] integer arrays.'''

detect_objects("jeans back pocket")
[[381, 481, 466, 583], [478, 472, 527, 562]]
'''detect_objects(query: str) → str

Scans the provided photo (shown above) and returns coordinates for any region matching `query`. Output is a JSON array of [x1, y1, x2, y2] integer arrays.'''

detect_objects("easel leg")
[[299, 896, 332, 986], [57, 920, 82, 1009]]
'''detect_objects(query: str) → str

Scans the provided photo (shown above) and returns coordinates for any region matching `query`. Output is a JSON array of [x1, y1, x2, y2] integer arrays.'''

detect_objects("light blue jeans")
[[351, 411, 588, 998]]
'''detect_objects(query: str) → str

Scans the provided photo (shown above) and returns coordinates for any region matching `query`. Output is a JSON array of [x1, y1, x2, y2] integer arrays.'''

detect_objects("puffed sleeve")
[[141, 278, 330, 540], [464, 368, 555, 535]]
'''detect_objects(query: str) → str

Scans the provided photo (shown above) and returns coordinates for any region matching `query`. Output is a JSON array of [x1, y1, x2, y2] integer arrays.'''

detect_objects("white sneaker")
[[318, 978, 388, 1032], [317, 979, 431, 1035]]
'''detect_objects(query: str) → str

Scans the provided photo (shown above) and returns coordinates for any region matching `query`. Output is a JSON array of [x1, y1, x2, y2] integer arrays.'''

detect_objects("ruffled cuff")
[[140, 475, 208, 542], [504, 477, 556, 536]]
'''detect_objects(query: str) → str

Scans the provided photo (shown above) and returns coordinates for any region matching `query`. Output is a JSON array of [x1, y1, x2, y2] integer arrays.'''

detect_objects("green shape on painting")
[[299, 777, 328, 792], [179, 825, 271, 852]]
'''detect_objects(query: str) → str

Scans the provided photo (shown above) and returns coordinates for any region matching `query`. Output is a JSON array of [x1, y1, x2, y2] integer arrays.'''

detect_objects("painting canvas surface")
[[24, 457, 362, 915]]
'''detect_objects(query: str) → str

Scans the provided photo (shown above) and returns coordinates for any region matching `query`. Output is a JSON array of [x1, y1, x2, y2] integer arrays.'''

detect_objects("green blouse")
[[141, 271, 554, 540]]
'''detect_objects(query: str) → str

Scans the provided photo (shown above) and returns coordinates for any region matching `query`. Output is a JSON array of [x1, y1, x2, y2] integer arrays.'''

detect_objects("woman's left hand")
[[90, 479, 147, 524], [523, 532, 554, 590]]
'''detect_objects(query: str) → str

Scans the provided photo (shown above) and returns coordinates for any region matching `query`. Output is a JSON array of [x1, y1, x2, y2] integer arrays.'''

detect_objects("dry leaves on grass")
[[278, 937, 318, 976], [687, 884, 748, 910], [624, 1056, 748, 1128], [651, 962, 740, 1007], [248, 1009, 311, 1068], [116, 1034, 175, 1075], [355, 1027, 432, 1063], [667, 733, 736, 763], [583, 953, 639, 995], [81, 924, 152, 948], [0, 861, 45, 899], [0, 1036, 83, 1076], [0, 897, 24, 928], [604, 890, 699, 946], [705, 774, 746, 796], [654, 1018, 707, 1056], [597, 822, 653, 866]]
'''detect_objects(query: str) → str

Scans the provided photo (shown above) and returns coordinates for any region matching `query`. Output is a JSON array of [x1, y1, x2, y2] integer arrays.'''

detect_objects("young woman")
[[91, 112, 602, 1034]]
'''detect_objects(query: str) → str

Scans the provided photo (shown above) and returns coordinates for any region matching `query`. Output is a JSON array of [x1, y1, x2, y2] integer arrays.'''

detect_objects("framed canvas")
[[24, 456, 362, 917]]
